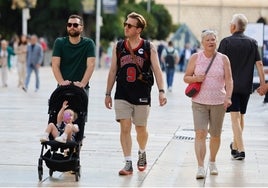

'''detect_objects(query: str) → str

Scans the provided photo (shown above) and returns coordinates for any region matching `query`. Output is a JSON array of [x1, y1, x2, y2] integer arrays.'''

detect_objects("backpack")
[[165, 49, 175, 68]]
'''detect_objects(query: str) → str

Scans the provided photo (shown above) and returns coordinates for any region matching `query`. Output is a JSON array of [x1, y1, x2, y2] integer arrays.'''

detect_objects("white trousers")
[[1, 65, 8, 87]]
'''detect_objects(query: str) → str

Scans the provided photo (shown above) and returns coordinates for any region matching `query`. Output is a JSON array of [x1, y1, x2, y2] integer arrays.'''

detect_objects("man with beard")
[[51, 14, 95, 95]]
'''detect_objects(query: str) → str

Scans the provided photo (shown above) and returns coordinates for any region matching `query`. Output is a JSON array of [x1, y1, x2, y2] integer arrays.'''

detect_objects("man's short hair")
[[68, 14, 84, 25], [127, 12, 147, 30], [231, 13, 248, 32]]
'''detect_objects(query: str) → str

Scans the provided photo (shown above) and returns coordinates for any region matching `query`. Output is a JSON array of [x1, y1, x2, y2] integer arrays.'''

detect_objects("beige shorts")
[[114, 99, 150, 126], [192, 102, 225, 136]]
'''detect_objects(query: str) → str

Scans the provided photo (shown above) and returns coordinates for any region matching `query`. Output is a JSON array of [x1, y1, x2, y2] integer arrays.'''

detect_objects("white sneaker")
[[209, 162, 218, 175], [55, 136, 67, 143], [40, 135, 49, 143], [196, 167, 205, 179]]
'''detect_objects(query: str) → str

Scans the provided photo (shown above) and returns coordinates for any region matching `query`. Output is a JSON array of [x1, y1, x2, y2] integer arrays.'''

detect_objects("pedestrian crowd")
[[1, 12, 268, 181], [0, 33, 47, 91]]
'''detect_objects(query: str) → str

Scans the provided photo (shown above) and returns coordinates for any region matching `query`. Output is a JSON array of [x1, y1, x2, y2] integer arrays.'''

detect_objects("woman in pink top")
[[184, 30, 233, 179]]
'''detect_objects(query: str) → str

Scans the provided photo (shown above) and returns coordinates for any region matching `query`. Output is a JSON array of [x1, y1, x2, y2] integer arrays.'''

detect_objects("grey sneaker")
[[137, 151, 147, 171], [119, 160, 133, 175]]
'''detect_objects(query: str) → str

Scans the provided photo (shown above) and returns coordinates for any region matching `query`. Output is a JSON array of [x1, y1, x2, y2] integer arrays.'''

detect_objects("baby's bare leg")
[[63, 124, 73, 140], [45, 123, 59, 139]]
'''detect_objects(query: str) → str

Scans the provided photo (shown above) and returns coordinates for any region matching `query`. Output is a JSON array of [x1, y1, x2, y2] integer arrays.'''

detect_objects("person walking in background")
[[104, 41, 114, 68], [0, 39, 16, 87], [104, 12, 167, 176], [157, 40, 165, 71], [24, 34, 43, 92], [218, 13, 265, 160], [161, 41, 180, 92], [184, 30, 233, 179], [51, 14, 95, 97], [15, 34, 28, 88], [39, 37, 48, 66], [179, 42, 196, 72]]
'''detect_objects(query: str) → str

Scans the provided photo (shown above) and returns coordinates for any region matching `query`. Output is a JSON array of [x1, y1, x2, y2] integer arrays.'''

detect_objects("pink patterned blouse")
[[192, 51, 226, 105]]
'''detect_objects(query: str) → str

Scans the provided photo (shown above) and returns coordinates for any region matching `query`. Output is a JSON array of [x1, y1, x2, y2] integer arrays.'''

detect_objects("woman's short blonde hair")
[[201, 30, 217, 41]]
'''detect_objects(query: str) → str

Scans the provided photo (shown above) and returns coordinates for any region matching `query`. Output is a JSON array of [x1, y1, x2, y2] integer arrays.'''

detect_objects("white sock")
[[125, 156, 132, 162], [139, 149, 145, 153]]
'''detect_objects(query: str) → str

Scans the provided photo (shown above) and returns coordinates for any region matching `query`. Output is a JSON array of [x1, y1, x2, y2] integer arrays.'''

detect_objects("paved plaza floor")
[[0, 66, 267, 187]]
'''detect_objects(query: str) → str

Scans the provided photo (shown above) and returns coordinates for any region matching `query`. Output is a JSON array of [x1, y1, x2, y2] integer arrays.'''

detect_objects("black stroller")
[[38, 84, 88, 181]]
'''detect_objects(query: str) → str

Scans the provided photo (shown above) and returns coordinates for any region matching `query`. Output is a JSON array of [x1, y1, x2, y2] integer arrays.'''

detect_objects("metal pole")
[[22, 8, 29, 35], [95, 0, 101, 68], [147, 0, 151, 13]]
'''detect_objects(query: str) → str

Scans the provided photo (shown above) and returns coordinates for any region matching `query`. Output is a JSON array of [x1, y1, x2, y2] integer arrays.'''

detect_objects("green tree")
[[29, 0, 83, 47], [100, 0, 172, 44], [0, 0, 21, 39], [143, 1, 173, 40], [0, 0, 174, 48]]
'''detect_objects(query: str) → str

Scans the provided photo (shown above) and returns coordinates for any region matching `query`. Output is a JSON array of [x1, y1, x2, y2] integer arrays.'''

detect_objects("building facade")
[[155, 0, 268, 41]]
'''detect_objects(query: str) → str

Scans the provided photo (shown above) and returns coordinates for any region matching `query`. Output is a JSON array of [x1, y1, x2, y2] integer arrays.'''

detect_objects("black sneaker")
[[233, 151, 245, 160], [137, 151, 147, 171], [230, 142, 237, 157], [119, 160, 133, 175]]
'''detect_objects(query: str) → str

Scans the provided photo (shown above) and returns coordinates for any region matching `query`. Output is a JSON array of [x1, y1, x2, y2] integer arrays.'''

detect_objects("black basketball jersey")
[[115, 39, 153, 105]]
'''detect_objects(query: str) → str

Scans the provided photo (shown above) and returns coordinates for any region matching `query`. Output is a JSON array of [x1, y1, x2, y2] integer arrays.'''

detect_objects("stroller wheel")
[[38, 167, 43, 181], [75, 171, 80, 182], [75, 164, 80, 181], [49, 169, 53, 177], [38, 158, 43, 181]]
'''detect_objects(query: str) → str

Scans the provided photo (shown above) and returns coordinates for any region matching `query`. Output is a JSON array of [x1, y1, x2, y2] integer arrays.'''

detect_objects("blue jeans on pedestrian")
[[165, 67, 175, 88], [25, 64, 40, 90]]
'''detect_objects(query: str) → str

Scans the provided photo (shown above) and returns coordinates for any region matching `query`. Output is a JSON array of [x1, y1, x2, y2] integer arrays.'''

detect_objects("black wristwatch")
[[159, 89, 165, 93]]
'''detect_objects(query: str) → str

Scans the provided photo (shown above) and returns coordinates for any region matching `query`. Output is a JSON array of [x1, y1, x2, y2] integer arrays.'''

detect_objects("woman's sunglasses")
[[123, 22, 138, 29], [67, 23, 81, 28]]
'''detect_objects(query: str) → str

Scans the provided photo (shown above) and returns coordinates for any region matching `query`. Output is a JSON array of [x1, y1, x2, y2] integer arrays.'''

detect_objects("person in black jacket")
[[218, 13, 265, 160]]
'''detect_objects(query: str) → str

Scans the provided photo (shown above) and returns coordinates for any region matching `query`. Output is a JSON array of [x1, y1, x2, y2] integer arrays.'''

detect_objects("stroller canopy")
[[48, 85, 88, 118]]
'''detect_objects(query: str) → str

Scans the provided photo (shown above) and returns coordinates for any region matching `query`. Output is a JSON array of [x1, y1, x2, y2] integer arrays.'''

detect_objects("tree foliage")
[[0, 0, 173, 48], [101, 0, 172, 43], [0, 0, 21, 39]]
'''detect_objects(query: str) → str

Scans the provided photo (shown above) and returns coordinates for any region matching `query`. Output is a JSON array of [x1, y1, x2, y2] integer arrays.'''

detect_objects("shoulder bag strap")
[[205, 53, 217, 75], [127, 40, 143, 74]]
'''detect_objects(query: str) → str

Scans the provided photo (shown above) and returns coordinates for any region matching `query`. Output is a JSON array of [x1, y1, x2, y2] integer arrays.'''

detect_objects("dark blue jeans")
[[165, 67, 175, 88]]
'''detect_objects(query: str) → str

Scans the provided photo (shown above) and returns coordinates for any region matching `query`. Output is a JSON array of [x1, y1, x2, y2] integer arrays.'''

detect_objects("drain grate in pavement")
[[173, 135, 194, 140], [173, 128, 195, 141]]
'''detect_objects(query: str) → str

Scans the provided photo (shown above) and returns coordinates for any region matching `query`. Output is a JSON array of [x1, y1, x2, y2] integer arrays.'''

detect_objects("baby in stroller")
[[38, 84, 88, 182], [40, 100, 79, 143]]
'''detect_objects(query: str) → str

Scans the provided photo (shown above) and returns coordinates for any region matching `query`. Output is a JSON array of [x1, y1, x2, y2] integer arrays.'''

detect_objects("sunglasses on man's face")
[[67, 23, 81, 28], [123, 22, 138, 29]]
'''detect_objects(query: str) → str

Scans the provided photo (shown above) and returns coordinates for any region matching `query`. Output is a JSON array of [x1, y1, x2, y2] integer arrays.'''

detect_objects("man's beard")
[[68, 30, 81, 37]]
